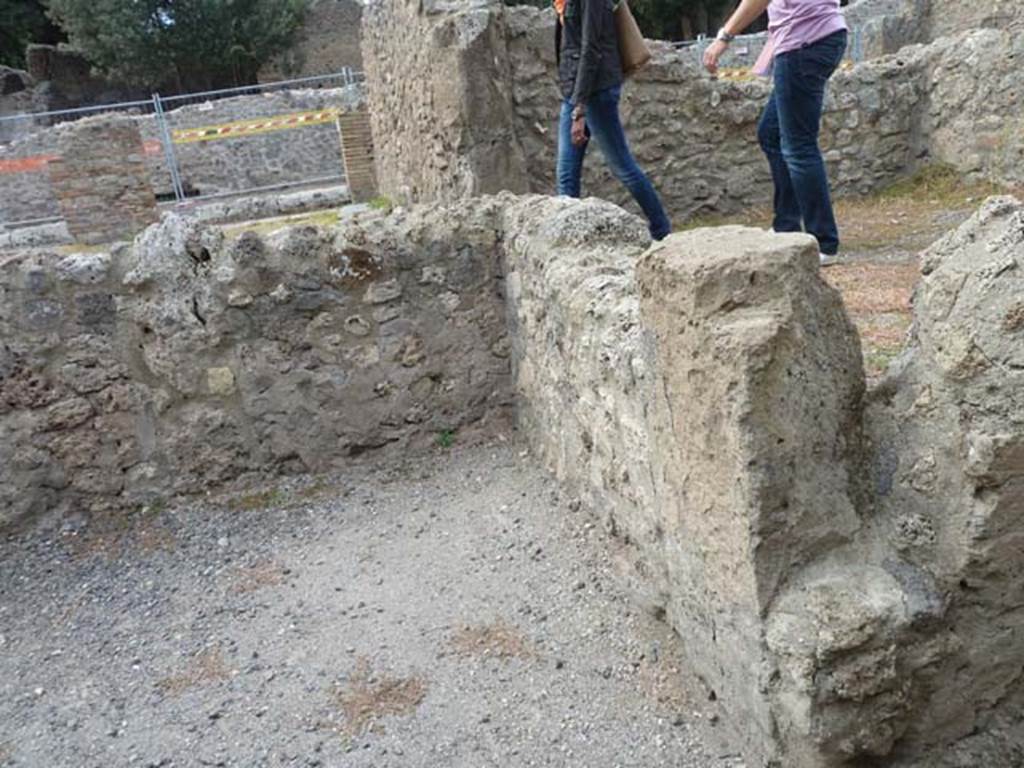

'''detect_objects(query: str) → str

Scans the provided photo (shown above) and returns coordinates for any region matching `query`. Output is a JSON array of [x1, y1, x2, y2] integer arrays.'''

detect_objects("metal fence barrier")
[[0, 69, 365, 229]]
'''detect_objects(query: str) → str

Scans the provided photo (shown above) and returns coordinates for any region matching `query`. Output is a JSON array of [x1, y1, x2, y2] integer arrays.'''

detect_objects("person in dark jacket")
[[555, 0, 671, 240]]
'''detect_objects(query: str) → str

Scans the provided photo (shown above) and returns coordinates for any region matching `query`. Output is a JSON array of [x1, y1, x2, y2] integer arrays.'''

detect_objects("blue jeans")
[[757, 30, 847, 255], [557, 85, 672, 241]]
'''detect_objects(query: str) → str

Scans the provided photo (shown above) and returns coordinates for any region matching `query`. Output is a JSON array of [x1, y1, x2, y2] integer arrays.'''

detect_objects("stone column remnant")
[[501, 194, 1024, 767], [47, 113, 158, 245], [360, 0, 531, 204]]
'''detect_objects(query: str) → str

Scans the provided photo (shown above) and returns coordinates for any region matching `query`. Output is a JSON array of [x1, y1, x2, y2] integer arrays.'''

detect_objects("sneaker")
[[819, 252, 839, 267]]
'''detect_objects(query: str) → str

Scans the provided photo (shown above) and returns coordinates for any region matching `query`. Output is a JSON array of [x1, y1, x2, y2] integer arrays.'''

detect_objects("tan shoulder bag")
[[614, 1, 652, 78]]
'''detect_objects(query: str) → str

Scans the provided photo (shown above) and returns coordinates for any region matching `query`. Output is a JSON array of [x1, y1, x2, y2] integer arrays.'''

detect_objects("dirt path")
[[686, 166, 1018, 378], [0, 440, 742, 768]]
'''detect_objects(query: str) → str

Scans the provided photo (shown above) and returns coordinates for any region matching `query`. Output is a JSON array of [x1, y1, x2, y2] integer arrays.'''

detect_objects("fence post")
[[153, 93, 186, 203]]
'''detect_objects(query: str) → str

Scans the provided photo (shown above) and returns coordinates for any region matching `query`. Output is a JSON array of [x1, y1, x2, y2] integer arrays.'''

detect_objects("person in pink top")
[[703, 0, 848, 264]]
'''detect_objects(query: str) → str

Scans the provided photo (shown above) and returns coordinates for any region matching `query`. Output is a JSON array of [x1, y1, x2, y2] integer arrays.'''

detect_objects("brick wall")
[[48, 115, 157, 245]]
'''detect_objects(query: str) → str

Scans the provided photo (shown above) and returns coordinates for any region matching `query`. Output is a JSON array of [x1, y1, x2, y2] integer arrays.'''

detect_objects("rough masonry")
[[1, 85, 365, 226], [0, 205, 512, 524], [46, 114, 158, 245], [501, 194, 1024, 767], [362, 0, 1022, 220], [4, 193, 1023, 767]]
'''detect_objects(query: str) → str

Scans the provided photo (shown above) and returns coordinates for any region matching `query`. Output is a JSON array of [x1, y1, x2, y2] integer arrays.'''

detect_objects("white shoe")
[[819, 252, 839, 267]]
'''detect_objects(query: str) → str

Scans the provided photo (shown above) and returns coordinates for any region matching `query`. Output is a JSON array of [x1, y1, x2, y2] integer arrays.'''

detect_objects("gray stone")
[[55, 252, 112, 285]]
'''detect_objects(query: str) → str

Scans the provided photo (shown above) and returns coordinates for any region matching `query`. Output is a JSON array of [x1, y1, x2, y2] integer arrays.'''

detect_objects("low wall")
[[0, 206, 512, 524], [500, 194, 1024, 767], [360, 0, 530, 204], [505, 7, 923, 220], [47, 114, 158, 244], [0, 85, 364, 226], [363, 0, 1020, 223], [5, 192, 1024, 767], [928, 0, 1024, 38]]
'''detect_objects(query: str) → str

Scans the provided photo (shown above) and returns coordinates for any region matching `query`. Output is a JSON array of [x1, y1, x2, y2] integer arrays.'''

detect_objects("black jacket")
[[556, 0, 623, 107]]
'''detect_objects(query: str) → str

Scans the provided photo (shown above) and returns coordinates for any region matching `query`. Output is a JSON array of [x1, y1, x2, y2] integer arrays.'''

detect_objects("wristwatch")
[[716, 28, 736, 43]]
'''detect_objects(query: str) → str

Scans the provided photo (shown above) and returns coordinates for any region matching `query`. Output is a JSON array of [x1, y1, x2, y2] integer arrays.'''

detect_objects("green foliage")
[[503, 0, 740, 41], [46, 0, 310, 91], [0, 0, 63, 68], [435, 429, 456, 449], [367, 195, 394, 212], [629, 0, 737, 40]]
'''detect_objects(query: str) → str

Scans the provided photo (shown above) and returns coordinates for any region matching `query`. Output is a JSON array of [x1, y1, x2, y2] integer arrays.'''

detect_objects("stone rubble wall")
[[3, 191, 1024, 766], [47, 115, 158, 245], [363, 0, 1020, 222], [843, 0, 930, 58], [928, 0, 1024, 39], [0, 85, 365, 227], [921, 28, 1024, 186], [505, 7, 924, 221], [500, 194, 1024, 767], [259, 0, 364, 82], [0, 205, 513, 526], [360, 0, 531, 205]]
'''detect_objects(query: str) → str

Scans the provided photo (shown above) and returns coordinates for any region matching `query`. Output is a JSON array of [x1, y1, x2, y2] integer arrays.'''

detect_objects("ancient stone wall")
[[0, 85, 365, 227], [928, 0, 1024, 39], [47, 115, 158, 245], [259, 0, 364, 81], [505, 7, 923, 221], [501, 193, 1024, 767], [361, 0, 531, 204], [0, 206, 513, 526], [921, 28, 1024, 185], [362, 0, 1020, 223], [4, 189, 1023, 765], [842, 0, 930, 58]]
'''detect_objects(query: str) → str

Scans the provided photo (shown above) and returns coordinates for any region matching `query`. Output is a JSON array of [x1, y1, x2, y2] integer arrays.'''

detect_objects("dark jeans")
[[557, 84, 672, 241], [757, 30, 847, 255]]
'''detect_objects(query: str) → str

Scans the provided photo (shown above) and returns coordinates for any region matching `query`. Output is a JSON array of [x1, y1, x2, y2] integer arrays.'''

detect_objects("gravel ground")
[[0, 439, 744, 768]]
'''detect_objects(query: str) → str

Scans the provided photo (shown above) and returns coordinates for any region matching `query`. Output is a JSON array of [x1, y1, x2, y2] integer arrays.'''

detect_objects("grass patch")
[[677, 164, 1013, 252], [837, 164, 1011, 252], [156, 649, 230, 697], [333, 658, 427, 736], [450, 621, 534, 660], [232, 487, 286, 512], [875, 163, 1003, 205], [221, 208, 342, 240], [296, 478, 344, 501], [367, 195, 394, 213], [435, 429, 456, 449]]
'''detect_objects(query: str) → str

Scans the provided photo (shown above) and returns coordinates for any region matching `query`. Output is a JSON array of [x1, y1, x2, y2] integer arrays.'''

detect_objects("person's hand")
[[571, 113, 587, 147], [703, 39, 729, 75]]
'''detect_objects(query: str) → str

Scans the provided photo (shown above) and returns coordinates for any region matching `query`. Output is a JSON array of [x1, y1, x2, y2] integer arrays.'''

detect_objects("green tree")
[[630, 0, 738, 40], [503, 0, 745, 41], [0, 0, 64, 69], [46, 0, 309, 91]]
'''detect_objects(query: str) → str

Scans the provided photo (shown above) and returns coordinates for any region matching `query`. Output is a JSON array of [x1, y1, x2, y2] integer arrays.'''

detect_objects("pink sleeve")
[[752, 35, 777, 78]]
